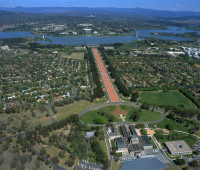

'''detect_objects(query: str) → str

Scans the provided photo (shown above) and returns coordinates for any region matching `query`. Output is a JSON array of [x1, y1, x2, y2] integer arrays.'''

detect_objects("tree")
[[131, 91, 139, 102], [174, 158, 185, 165], [166, 123, 174, 131], [140, 128, 147, 135], [190, 160, 199, 167], [135, 123, 145, 129], [40, 148, 46, 156], [0, 156, 4, 165], [93, 118, 107, 124], [58, 151, 65, 158], [51, 156, 59, 164], [65, 159, 75, 167]]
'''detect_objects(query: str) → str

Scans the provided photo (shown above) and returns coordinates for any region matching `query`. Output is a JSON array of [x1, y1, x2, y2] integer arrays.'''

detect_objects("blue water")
[[121, 158, 168, 170], [0, 27, 200, 45], [0, 31, 32, 39]]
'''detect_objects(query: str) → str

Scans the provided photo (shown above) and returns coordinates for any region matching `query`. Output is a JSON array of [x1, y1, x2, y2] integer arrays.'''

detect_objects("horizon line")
[[0, 6, 200, 13]]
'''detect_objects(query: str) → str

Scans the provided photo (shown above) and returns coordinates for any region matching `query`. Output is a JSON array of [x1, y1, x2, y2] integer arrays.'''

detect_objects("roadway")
[[92, 48, 121, 103]]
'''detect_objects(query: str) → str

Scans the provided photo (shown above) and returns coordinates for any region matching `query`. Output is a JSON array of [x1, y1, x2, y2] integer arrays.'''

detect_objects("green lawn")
[[155, 130, 164, 135], [155, 131, 198, 148], [150, 138, 157, 149], [60, 52, 84, 60], [120, 105, 130, 110], [111, 161, 123, 170], [139, 91, 196, 108], [54, 100, 94, 121], [125, 107, 162, 122], [149, 117, 189, 132], [80, 106, 121, 124], [99, 139, 108, 160], [94, 97, 108, 104]]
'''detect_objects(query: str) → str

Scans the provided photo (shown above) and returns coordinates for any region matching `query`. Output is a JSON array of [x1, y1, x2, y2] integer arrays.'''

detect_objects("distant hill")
[[1, 7, 200, 17]]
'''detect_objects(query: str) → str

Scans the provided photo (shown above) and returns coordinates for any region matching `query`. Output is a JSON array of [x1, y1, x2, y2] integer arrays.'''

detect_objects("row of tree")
[[99, 47, 130, 97], [90, 139, 110, 169], [86, 47, 104, 99], [179, 88, 200, 108]]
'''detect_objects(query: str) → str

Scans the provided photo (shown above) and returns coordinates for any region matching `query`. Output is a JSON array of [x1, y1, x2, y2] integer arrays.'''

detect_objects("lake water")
[[0, 27, 200, 45]]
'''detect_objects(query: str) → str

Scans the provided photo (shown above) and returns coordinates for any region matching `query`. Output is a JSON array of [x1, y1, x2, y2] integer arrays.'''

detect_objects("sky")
[[0, 0, 200, 12]]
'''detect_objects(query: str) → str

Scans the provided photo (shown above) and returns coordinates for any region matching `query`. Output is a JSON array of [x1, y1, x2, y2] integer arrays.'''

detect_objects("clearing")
[[60, 52, 84, 60], [139, 91, 196, 108]]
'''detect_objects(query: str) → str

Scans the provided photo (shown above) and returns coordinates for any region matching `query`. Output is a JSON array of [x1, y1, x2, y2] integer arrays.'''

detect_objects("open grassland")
[[125, 107, 162, 122], [149, 117, 189, 132], [0, 139, 52, 170], [139, 91, 196, 108], [60, 52, 84, 60], [80, 106, 121, 124], [20, 109, 52, 129], [164, 163, 176, 170], [111, 161, 123, 170], [53, 101, 94, 121]]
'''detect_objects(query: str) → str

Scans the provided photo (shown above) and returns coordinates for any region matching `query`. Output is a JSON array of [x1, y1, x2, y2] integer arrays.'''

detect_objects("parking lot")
[[121, 154, 136, 161], [76, 160, 103, 170]]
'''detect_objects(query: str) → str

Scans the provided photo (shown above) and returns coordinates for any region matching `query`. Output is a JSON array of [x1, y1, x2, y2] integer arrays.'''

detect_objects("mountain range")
[[1, 7, 200, 17]]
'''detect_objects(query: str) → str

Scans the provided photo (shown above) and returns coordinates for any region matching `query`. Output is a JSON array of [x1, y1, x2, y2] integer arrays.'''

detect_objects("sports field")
[[139, 91, 196, 108], [125, 107, 162, 122], [60, 52, 84, 60]]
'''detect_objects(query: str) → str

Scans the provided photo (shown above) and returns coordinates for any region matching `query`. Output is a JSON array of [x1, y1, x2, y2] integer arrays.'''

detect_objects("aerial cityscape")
[[0, 0, 200, 170]]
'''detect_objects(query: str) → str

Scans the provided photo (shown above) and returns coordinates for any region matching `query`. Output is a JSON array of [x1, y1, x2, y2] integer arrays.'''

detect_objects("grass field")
[[156, 131, 198, 148], [164, 163, 176, 170], [119, 105, 130, 110], [111, 161, 123, 170], [60, 52, 84, 60], [125, 107, 162, 122], [80, 106, 121, 124], [94, 97, 108, 104], [150, 138, 157, 149], [54, 100, 94, 121], [149, 117, 188, 132], [139, 91, 196, 108]]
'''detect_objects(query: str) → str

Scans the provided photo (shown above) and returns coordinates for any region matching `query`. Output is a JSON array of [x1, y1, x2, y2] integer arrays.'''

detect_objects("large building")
[[139, 136, 153, 150], [120, 125, 130, 139], [165, 140, 192, 156], [115, 137, 126, 153], [128, 144, 145, 157], [129, 125, 139, 144]]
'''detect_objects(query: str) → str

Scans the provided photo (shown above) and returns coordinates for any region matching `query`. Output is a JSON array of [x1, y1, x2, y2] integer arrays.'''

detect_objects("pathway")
[[92, 48, 120, 103]]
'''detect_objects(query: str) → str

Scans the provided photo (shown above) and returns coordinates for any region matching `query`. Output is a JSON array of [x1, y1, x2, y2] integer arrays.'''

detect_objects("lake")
[[0, 27, 200, 45]]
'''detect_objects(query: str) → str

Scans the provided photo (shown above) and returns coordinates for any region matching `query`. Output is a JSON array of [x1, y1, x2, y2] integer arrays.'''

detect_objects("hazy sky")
[[0, 0, 200, 12]]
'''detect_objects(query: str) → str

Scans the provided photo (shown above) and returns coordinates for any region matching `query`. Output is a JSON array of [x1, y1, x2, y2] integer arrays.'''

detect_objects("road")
[[92, 48, 121, 103]]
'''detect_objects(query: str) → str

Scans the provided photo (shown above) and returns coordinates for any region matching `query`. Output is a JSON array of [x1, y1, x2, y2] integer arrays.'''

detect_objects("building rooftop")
[[86, 132, 94, 138], [115, 137, 126, 149], [139, 136, 153, 146], [120, 125, 129, 138], [129, 125, 138, 136], [165, 140, 192, 154], [131, 144, 144, 152]]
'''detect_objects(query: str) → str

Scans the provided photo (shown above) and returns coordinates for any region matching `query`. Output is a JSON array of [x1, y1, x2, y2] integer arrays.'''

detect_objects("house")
[[165, 140, 192, 156], [86, 132, 94, 138]]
